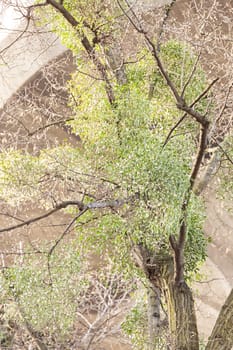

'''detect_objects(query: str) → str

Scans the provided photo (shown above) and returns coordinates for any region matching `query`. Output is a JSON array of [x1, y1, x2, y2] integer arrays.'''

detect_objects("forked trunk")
[[134, 247, 200, 350], [137, 245, 233, 350]]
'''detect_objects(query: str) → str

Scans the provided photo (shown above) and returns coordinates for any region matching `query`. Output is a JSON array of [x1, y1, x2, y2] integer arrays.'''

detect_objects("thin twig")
[[28, 118, 74, 136], [181, 51, 202, 98], [46, 210, 87, 283], [157, 0, 176, 52], [162, 113, 187, 147], [213, 138, 233, 166], [48, 208, 87, 258], [117, 0, 145, 34], [215, 81, 233, 125], [163, 77, 219, 147], [0, 12, 30, 56], [188, 77, 219, 109]]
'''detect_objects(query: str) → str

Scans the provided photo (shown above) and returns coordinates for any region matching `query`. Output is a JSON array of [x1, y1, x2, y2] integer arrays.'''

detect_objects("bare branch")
[[162, 113, 187, 148], [0, 200, 85, 234], [190, 125, 209, 189], [117, 0, 146, 34], [188, 77, 219, 110], [0, 195, 138, 234], [172, 123, 209, 285], [181, 51, 201, 98], [46, 211, 87, 283], [48, 208, 87, 258], [27, 2, 49, 11], [46, 0, 115, 104], [28, 117, 74, 136], [148, 1, 176, 99], [213, 138, 233, 166], [0, 15, 30, 56], [163, 77, 219, 147], [214, 81, 233, 125], [157, 0, 176, 52]]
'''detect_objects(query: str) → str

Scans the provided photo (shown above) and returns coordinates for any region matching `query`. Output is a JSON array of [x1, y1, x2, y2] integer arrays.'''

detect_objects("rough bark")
[[133, 246, 199, 350], [154, 260, 199, 350], [206, 288, 233, 350], [147, 285, 161, 350], [47, 0, 115, 105], [164, 281, 199, 350]]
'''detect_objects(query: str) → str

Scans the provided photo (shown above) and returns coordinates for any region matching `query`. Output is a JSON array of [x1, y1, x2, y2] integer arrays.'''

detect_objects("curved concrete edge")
[[0, 20, 65, 107]]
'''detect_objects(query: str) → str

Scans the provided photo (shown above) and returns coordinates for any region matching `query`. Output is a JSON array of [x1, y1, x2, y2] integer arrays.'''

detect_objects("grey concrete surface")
[[129, 0, 172, 11], [0, 9, 65, 107]]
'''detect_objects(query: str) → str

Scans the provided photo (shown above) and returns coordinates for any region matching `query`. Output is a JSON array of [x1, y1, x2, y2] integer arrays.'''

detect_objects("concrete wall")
[[0, 10, 65, 107], [129, 0, 172, 11]]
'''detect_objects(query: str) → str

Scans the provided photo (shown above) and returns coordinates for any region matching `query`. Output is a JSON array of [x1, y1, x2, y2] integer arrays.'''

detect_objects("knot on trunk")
[[132, 244, 174, 282]]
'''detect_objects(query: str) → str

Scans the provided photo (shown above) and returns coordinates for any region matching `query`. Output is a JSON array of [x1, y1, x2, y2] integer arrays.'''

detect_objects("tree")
[[0, 0, 233, 349]]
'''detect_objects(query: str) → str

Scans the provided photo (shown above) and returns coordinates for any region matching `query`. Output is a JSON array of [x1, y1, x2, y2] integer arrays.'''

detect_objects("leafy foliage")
[[0, 39, 208, 275], [0, 1, 212, 346], [1, 241, 87, 339], [122, 298, 147, 350], [67, 40, 208, 276]]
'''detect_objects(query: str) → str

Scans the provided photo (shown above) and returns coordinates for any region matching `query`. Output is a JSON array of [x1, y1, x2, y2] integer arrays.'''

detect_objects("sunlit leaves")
[[66, 40, 208, 275], [0, 145, 94, 207], [1, 241, 86, 338]]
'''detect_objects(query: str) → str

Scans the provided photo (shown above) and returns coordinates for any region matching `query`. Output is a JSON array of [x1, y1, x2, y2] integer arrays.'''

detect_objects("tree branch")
[[216, 142, 233, 166], [117, 3, 212, 286], [214, 81, 233, 125], [181, 51, 201, 98], [28, 118, 74, 136], [157, 0, 176, 52], [48, 209, 87, 259], [172, 123, 209, 284], [0, 201, 85, 234], [163, 78, 218, 147], [0, 195, 138, 234], [188, 77, 219, 110], [190, 125, 209, 189], [119, 2, 219, 129], [46, 0, 115, 104], [162, 113, 187, 147], [0, 15, 30, 56]]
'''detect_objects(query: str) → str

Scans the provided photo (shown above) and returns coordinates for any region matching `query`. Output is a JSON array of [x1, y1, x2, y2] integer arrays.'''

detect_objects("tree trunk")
[[147, 285, 161, 350], [206, 288, 233, 350], [133, 246, 199, 350], [147, 256, 200, 348], [163, 281, 199, 350]]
